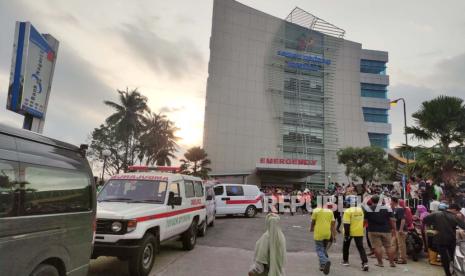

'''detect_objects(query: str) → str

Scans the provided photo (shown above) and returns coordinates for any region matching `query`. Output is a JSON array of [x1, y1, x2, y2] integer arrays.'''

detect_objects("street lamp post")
[[390, 98, 408, 200], [101, 149, 111, 183]]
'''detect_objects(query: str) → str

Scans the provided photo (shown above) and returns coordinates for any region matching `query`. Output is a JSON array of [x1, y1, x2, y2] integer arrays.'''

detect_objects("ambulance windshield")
[[98, 179, 168, 203]]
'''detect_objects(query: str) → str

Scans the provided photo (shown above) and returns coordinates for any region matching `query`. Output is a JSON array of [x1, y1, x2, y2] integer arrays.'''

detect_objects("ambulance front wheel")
[[129, 233, 157, 276]]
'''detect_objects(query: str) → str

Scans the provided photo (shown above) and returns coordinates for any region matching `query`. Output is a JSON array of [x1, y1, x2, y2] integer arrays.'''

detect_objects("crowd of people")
[[249, 177, 465, 276]]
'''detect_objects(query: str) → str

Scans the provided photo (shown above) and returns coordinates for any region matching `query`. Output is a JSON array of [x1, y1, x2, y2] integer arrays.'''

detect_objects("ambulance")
[[92, 166, 207, 276], [213, 184, 263, 217]]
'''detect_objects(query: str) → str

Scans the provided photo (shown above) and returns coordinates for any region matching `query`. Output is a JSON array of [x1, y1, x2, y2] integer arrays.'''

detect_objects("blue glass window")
[[363, 107, 388, 123], [361, 83, 387, 99], [368, 133, 389, 148], [360, 59, 386, 75]]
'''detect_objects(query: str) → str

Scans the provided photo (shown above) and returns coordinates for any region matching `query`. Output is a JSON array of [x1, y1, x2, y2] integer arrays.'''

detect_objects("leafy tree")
[[87, 124, 126, 175], [337, 146, 393, 185], [404, 95, 465, 185], [104, 88, 149, 171], [140, 113, 179, 166], [180, 147, 212, 179]]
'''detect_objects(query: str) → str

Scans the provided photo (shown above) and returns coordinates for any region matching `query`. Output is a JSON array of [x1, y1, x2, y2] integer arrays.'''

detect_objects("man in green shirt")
[[311, 203, 336, 275]]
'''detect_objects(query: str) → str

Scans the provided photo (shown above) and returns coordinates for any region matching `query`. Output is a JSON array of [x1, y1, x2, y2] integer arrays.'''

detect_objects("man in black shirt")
[[391, 197, 407, 264], [423, 203, 465, 276], [364, 195, 397, 267]]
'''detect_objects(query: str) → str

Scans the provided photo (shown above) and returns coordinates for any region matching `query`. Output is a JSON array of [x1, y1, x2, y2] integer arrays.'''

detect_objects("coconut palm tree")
[[180, 147, 211, 179], [104, 88, 148, 171], [140, 112, 179, 166], [406, 95, 465, 151], [404, 95, 465, 184]]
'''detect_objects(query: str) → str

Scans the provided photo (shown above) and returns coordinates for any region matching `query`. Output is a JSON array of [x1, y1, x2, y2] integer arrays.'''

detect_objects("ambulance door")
[[225, 185, 245, 214], [214, 185, 228, 215], [165, 182, 184, 237], [181, 180, 196, 231]]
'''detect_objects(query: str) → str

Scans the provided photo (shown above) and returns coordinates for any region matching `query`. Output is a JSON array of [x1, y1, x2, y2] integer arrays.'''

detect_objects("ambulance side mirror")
[[167, 192, 182, 207]]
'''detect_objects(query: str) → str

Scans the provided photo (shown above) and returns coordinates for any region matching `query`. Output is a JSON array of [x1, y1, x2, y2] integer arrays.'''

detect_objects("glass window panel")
[[226, 186, 244, 196], [184, 181, 195, 198], [194, 181, 204, 197], [22, 165, 91, 215], [0, 160, 17, 217]]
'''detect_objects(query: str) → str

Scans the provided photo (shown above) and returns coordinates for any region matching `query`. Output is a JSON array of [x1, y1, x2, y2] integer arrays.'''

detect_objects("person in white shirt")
[[430, 200, 440, 212]]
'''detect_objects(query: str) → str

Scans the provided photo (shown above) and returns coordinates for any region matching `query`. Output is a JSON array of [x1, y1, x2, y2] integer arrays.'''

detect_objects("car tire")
[[182, 219, 198, 250], [198, 218, 207, 237], [30, 264, 59, 276], [245, 205, 257, 218], [128, 233, 157, 276]]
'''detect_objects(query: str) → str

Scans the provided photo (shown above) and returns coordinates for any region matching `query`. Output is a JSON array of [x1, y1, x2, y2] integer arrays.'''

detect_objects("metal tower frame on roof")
[[286, 7, 345, 38], [266, 7, 345, 189]]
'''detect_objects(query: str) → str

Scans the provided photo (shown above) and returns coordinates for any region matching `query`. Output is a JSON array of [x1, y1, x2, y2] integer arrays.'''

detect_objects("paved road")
[[89, 213, 443, 276]]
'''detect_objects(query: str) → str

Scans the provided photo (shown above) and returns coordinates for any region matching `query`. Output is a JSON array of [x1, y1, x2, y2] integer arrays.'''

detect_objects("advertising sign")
[[7, 22, 58, 120]]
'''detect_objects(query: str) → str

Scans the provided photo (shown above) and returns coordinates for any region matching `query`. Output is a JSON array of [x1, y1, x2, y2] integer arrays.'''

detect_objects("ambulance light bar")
[[128, 166, 181, 173]]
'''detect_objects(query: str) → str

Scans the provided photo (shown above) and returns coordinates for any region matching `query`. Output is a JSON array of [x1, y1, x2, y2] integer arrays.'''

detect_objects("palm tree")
[[140, 113, 179, 166], [406, 95, 465, 151], [404, 95, 465, 184], [104, 88, 148, 171], [180, 147, 211, 179]]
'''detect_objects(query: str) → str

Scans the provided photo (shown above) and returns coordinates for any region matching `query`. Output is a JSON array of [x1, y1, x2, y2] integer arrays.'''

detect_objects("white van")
[[213, 184, 262, 218]]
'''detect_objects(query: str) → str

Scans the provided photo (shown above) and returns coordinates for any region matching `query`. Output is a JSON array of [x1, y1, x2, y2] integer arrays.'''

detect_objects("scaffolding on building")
[[265, 7, 345, 189]]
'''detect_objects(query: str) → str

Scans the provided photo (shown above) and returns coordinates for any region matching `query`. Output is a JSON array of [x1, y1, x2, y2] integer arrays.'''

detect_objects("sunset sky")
[[1, 0, 465, 156]]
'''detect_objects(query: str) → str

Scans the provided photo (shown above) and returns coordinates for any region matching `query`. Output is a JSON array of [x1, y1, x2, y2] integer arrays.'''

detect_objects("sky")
[[0, 0, 465, 158]]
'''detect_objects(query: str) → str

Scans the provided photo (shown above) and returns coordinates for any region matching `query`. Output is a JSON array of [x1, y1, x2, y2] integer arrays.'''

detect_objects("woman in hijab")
[[415, 205, 429, 253], [249, 213, 287, 276]]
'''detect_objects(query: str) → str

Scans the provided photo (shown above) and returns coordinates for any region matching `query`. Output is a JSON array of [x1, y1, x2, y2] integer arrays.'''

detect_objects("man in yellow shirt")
[[311, 203, 336, 275], [342, 196, 368, 271]]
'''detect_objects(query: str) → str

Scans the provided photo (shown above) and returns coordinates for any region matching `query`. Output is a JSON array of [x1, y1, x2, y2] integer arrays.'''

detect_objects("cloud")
[[115, 19, 205, 79], [432, 52, 465, 89], [0, 41, 116, 146], [417, 50, 443, 57], [158, 105, 186, 113], [42, 46, 117, 144], [390, 51, 465, 147]]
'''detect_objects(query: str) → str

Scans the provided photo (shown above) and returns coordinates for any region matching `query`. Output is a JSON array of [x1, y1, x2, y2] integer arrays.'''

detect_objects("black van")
[[0, 123, 96, 276]]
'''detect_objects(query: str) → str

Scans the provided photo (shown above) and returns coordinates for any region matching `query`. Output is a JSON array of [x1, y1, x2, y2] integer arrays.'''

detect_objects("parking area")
[[88, 213, 443, 276]]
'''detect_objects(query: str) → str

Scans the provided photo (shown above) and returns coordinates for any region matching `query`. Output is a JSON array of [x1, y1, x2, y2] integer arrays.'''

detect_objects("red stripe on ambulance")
[[135, 205, 205, 222], [226, 195, 262, 205]]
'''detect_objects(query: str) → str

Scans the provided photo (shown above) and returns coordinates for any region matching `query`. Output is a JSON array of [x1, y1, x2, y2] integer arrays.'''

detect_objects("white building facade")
[[203, 0, 391, 189]]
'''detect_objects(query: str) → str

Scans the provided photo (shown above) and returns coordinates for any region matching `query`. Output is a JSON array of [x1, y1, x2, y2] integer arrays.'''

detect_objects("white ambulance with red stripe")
[[213, 184, 263, 218], [92, 166, 207, 276]]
